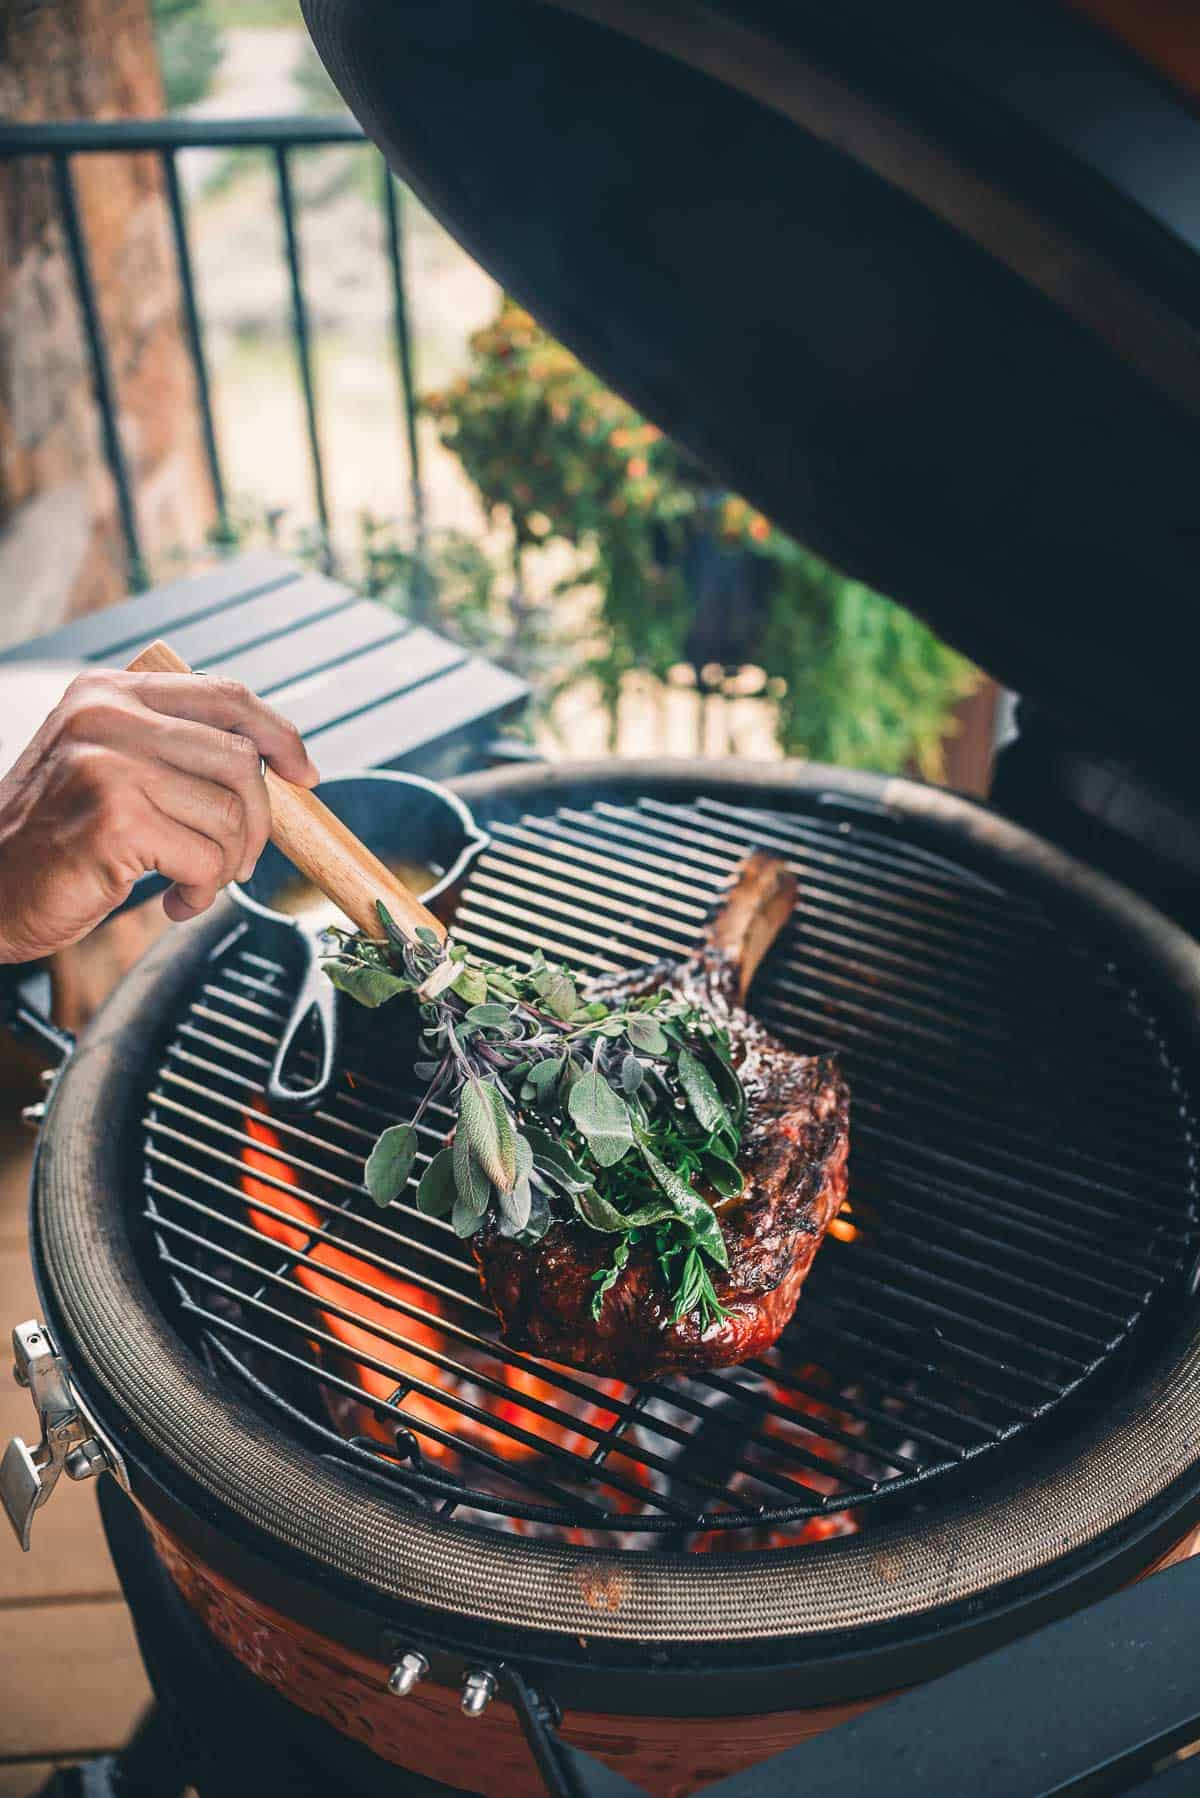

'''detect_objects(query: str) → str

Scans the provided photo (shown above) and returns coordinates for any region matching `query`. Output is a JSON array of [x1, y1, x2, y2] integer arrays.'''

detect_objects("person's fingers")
[[131, 673, 319, 786], [141, 765, 265, 889], [84, 710, 273, 882], [139, 797, 226, 920]]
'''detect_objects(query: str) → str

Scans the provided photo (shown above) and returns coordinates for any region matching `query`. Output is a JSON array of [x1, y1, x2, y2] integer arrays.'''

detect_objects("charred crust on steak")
[[472, 852, 851, 1380]]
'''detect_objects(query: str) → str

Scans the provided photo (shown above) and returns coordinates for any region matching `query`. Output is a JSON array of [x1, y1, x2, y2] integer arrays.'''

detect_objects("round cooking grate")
[[141, 784, 1199, 1544]]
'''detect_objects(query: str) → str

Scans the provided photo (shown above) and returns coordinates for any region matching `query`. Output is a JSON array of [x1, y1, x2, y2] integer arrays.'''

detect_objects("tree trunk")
[[0, 0, 215, 647]]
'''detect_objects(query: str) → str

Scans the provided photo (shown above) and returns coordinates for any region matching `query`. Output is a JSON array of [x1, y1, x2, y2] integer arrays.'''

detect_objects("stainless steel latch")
[[1, 1319, 127, 1550]]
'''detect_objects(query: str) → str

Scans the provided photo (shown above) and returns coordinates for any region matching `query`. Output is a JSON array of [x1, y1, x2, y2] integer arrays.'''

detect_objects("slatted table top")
[[0, 554, 529, 778]]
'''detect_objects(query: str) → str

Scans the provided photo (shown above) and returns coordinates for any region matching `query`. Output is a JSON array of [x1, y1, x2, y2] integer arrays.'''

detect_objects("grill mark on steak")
[[472, 854, 850, 1380]]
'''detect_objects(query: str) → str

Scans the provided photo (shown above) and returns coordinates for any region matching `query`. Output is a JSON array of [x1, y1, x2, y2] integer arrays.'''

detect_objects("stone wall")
[[0, 0, 215, 648]]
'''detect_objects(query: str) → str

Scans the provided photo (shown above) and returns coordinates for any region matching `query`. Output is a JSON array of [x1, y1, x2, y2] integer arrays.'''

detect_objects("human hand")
[[0, 668, 318, 962]]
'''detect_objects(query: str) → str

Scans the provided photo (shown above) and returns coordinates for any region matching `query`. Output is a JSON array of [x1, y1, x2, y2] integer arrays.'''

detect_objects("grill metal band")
[[30, 763, 1200, 1663]]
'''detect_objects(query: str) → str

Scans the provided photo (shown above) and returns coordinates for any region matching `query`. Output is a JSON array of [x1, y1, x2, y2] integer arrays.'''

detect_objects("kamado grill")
[[8, 2, 1200, 1794]]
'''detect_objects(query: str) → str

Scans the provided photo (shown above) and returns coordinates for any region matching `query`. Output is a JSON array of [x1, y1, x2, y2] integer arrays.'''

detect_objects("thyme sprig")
[[322, 904, 746, 1327]]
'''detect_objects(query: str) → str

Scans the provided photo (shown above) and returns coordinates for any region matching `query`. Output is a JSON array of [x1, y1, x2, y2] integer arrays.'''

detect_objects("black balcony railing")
[[0, 116, 425, 586]]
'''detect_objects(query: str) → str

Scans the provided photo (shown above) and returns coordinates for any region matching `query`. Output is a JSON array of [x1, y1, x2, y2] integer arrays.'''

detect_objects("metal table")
[[0, 553, 528, 779]]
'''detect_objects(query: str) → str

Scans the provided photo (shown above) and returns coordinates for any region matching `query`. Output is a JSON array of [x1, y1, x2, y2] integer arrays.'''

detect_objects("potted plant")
[[420, 298, 977, 774]]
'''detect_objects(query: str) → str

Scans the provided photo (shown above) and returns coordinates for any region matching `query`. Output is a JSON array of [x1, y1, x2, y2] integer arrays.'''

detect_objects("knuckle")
[[65, 740, 116, 794], [217, 788, 245, 839], [58, 680, 123, 744], [222, 730, 259, 769], [211, 676, 251, 711]]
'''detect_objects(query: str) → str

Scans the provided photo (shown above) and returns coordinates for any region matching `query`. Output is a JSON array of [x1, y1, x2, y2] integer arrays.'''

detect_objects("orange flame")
[[241, 1102, 619, 1467]]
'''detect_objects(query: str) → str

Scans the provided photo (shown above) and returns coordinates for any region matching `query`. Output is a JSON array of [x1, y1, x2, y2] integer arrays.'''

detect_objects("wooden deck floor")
[[0, 1113, 151, 1795]]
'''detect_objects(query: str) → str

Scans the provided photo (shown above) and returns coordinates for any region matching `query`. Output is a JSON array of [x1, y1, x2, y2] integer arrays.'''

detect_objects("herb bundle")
[[323, 905, 746, 1326]]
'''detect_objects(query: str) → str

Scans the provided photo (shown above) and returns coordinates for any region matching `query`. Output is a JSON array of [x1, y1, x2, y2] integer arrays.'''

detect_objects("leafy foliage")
[[324, 915, 743, 1328], [152, 0, 224, 111], [424, 297, 977, 773]]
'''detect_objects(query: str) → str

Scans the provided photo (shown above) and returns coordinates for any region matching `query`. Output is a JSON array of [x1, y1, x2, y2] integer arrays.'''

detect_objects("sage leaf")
[[323, 960, 410, 1009], [567, 1072, 635, 1168], [523, 1126, 592, 1193], [452, 1123, 491, 1215], [364, 1123, 418, 1205], [638, 1139, 729, 1269], [496, 1139, 533, 1235], [464, 1003, 514, 1032], [452, 965, 489, 1007], [460, 1077, 517, 1190], [677, 1047, 729, 1135], [452, 1192, 488, 1237], [626, 1014, 669, 1055], [574, 1187, 675, 1232], [527, 1058, 563, 1096], [540, 970, 578, 1020], [620, 1052, 644, 1095], [519, 1187, 552, 1243], [416, 1145, 457, 1218], [416, 925, 442, 948], [701, 1151, 744, 1199]]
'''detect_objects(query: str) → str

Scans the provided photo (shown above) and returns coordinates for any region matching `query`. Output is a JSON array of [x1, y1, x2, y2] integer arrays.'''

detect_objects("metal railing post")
[[52, 151, 146, 588], [380, 163, 426, 553], [161, 147, 228, 532], [274, 143, 331, 559]]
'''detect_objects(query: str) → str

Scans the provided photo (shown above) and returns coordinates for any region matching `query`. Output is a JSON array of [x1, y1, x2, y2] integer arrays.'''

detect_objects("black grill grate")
[[142, 794, 1200, 1541]]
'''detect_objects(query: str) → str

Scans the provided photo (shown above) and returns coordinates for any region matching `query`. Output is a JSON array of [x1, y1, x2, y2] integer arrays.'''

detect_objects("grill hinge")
[[1, 1319, 128, 1551]]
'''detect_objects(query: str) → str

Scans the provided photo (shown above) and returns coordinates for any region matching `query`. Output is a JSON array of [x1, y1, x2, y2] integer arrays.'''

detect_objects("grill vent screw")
[[387, 1652, 429, 1697], [461, 1668, 498, 1716]]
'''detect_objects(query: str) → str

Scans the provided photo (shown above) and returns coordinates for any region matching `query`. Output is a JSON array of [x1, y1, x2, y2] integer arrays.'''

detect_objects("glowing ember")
[[241, 1102, 621, 1465], [240, 1101, 858, 1546]]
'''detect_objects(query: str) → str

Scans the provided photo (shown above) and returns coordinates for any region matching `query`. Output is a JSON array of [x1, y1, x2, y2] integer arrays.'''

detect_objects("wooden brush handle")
[[125, 639, 446, 944]]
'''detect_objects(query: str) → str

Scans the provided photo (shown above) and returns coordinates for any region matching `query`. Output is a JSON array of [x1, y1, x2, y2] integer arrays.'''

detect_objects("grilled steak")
[[473, 854, 850, 1379]]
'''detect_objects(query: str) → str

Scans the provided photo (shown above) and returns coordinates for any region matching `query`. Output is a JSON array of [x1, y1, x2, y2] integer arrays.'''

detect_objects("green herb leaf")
[[574, 1187, 675, 1232], [452, 965, 490, 1007], [527, 1058, 563, 1097], [676, 1047, 729, 1135], [626, 1014, 669, 1055], [416, 925, 442, 948], [416, 1146, 457, 1217], [460, 1077, 518, 1190], [452, 1123, 491, 1215], [519, 1187, 552, 1243], [464, 1003, 514, 1032], [701, 1151, 745, 1199], [637, 1139, 729, 1269], [364, 1123, 418, 1205], [590, 1234, 632, 1319], [376, 901, 410, 950], [568, 1072, 635, 1167], [322, 960, 411, 1008], [496, 1139, 534, 1235], [539, 970, 578, 1020], [452, 1192, 488, 1237], [620, 1052, 644, 1095], [522, 1126, 592, 1193]]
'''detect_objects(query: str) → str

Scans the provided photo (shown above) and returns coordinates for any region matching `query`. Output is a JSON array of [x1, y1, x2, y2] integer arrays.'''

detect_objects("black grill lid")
[[302, 0, 1200, 796]]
